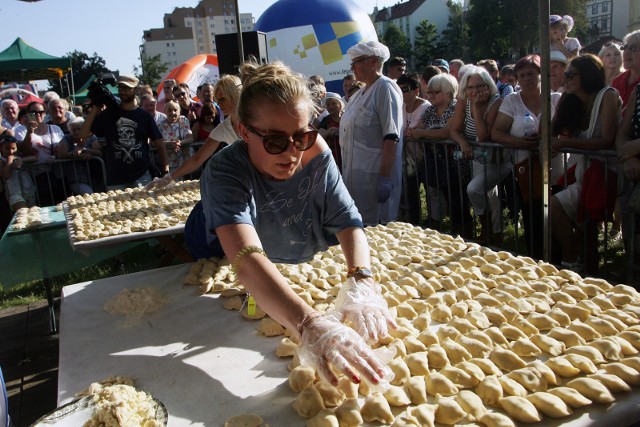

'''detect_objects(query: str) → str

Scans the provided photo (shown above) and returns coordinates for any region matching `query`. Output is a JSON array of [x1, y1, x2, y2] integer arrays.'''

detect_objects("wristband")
[[297, 311, 321, 337]]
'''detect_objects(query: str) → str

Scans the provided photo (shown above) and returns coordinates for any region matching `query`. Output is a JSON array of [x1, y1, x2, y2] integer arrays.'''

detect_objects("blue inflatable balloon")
[[255, 0, 378, 94]]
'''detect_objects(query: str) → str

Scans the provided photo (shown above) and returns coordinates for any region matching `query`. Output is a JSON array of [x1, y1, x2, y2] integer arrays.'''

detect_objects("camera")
[[87, 72, 119, 109]]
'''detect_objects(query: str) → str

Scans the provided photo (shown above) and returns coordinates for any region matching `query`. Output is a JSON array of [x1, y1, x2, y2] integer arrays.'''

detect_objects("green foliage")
[[48, 50, 110, 98], [381, 24, 412, 61], [440, 0, 470, 62], [413, 20, 442, 71], [134, 54, 169, 88]]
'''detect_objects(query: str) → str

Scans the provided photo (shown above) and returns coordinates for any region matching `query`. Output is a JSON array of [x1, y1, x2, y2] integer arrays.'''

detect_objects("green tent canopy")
[[73, 75, 119, 104], [0, 37, 71, 82]]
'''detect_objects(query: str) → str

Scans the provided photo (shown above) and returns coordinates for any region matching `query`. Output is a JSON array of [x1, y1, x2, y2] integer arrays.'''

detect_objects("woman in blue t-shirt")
[[185, 61, 396, 389]]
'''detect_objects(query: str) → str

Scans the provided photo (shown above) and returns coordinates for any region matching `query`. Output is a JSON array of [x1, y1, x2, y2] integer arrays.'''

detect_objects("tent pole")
[[539, 0, 551, 262], [69, 65, 76, 105]]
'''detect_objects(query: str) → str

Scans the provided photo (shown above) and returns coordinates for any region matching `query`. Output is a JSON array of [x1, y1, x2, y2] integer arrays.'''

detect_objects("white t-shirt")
[[29, 124, 65, 162], [208, 117, 239, 145], [403, 100, 430, 129]]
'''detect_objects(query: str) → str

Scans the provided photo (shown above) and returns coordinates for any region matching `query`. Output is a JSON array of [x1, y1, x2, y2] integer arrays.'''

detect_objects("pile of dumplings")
[[64, 180, 200, 242], [11, 206, 54, 230], [184, 222, 640, 427]]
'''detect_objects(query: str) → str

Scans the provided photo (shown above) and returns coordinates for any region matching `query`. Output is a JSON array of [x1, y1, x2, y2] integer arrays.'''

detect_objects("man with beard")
[[80, 75, 169, 188]]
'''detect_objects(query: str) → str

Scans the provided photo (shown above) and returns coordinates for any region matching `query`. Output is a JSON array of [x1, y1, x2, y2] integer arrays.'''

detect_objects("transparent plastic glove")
[[143, 174, 174, 191], [376, 176, 393, 202], [298, 313, 395, 390], [332, 277, 397, 345]]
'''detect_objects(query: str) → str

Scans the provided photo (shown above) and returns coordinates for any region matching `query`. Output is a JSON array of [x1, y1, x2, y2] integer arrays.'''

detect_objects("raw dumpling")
[[527, 312, 560, 331], [469, 358, 503, 376], [315, 381, 346, 407], [408, 403, 436, 427], [455, 390, 487, 422], [527, 359, 559, 386], [360, 392, 395, 424], [293, 384, 326, 419], [425, 371, 459, 396], [441, 338, 473, 364], [289, 365, 316, 393], [545, 357, 581, 378], [485, 327, 509, 346], [498, 376, 527, 397], [489, 346, 527, 371], [479, 412, 516, 427], [602, 362, 640, 386], [434, 395, 466, 425], [588, 373, 632, 393], [388, 358, 411, 386], [476, 375, 504, 406], [565, 345, 606, 364], [427, 345, 450, 369], [456, 361, 486, 383], [548, 327, 586, 347], [336, 377, 359, 399], [457, 335, 492, 358], [507, 368, 547, 392], [585, 316, 621, 336], [500, 324, 528, 341], [276, 337, 298, 358], [564, 353, 598, 374], [530, 334, 565, 356], [307, 409, 339, 427], [334, 398, 363, 427], [499, 396, 541, 423], [405, 352, 430, 376], [567, 322, 602, 341], [405, 376, 428, 404], [509, 338, 542, 357], [383, 384, 411, 407], [590, 338, 624, 361], [441, 365, 479, 388], [547, 386, 592, 408], [526, 392, 572, 418], [566, 378, 615, 403]]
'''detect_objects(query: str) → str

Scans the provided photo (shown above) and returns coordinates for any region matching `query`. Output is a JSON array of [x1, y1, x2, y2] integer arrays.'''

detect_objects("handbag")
[[514, 152, 543, 203]]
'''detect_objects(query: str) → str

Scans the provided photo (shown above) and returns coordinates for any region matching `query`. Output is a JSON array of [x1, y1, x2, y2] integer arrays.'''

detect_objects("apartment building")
[[585, 0, 630, 44], [141, 0, 254, 69]]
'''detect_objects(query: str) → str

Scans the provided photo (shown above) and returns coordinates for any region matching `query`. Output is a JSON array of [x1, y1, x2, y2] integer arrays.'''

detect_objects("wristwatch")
[[347, 266, 374, 280]]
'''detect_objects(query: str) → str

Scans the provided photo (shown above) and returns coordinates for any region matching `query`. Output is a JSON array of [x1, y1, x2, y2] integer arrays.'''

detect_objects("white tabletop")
[[59, 263, 640, 427], [58, 264, 301, 426]]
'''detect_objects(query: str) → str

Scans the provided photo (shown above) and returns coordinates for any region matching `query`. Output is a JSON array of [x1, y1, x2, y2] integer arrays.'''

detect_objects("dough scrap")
[[224, 413, 265, 427]]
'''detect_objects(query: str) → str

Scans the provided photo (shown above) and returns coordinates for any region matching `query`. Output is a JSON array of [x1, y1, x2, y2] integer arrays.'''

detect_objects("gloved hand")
[[376, 176, 393, 203], [298, 313, 395, 389], [143, 174, 174, 191], [332, 277, 397, 345]]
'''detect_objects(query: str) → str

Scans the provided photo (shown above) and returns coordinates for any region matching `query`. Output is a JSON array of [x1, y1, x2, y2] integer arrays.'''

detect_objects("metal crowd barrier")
[[4, 157, 108, 207], [403, 138, 620, 274]]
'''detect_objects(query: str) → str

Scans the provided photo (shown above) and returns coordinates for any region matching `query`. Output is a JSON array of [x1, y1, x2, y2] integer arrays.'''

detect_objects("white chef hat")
[[347, 40, 390, 63]]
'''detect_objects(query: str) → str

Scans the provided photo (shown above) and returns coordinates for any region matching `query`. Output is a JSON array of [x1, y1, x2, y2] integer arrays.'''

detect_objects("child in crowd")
[[497, 65, 516, 98], [0, 135, 37, 211], [550, 15, 581, 60]]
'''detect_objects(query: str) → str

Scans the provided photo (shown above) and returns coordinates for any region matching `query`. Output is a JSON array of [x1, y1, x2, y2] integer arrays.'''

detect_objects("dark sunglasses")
[[399, 86, 411, 93], [564, 70, 580, 80], [174, 91, 187, 97], [245, 124, 318, 155], [29, 110, 46, 115]]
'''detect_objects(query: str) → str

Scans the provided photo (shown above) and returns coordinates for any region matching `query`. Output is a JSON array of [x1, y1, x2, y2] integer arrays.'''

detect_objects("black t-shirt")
[[91, 107, 162, 185]]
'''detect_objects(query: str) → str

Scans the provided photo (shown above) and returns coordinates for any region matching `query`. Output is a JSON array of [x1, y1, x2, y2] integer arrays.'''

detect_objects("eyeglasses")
[[29, 110, 46, 115], [174, 91, 187, 97], [466, 84, 487, 91], [622, 44, 640, 52], [399, 86, 411, 93], [564, 70, 580, 80], [350, 56, 372, 67], [426, 90, 442, 96], [245, 124, 318, 154]]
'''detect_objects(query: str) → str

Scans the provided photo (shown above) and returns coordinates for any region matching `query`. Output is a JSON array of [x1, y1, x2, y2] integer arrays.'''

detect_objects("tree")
[[381, 24, 412, 61], [413, 20, 442, 71], [439, 0, 470, 62], [134, 54, 169, 89], [48, 50, 110, 98]]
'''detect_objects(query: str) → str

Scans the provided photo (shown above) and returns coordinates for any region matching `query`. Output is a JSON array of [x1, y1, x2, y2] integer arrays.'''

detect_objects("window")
[[592, 3, 598, 14], [166, 42, 170, 47], [602, 2, 608, 13], [601, 16, 608, 31]]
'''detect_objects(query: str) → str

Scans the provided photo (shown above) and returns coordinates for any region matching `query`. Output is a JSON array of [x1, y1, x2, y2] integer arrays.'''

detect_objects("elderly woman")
[[147, 75, 242, 189], [407, 74, 471, 234], [492, 55, 562, 259], [317, 92, 345, 171], [45, 98, 72, 134], [184, 61, 395, 388], [599, 42, 624, 87], [159, 100, 193, 175], [613, 30, 640, 109], [450, 66, 505, 244], [550, 54, 620, 274], [340, 41, 403, 226]]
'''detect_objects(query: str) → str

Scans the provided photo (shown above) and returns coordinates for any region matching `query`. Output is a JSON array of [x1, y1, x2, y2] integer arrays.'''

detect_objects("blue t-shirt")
[[200, 141, 363, 263]]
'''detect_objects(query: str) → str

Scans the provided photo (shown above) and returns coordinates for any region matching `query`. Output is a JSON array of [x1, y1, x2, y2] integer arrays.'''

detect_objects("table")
[[58, 263, 640, 427], [58, 264, 301, 426]]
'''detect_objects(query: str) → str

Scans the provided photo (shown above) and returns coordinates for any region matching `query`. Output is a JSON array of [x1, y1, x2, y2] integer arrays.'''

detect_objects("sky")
[[0, 0, 395, 88]]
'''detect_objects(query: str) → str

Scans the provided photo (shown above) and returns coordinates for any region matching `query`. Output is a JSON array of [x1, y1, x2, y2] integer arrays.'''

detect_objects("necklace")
[[406, 98, 421, 127]]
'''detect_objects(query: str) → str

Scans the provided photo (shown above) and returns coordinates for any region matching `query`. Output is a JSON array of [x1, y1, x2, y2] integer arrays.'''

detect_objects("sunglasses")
[[245, 124, 318, 154], [29, 110, 46, 115], [399, 86, 411, 93], [564, 70, 580, 80], [622, 44, 640, 52], [174, 91, 187, 97]]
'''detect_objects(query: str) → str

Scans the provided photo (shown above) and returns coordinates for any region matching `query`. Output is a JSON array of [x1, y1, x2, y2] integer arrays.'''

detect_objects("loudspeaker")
[[216, 31, 269, 76]]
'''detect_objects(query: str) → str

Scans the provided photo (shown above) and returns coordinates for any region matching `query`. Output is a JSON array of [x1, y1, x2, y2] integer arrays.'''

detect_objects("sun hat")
[[550, 50, 568, 65], [117, 75, 139, 88], [322, 92, 345, 109], [347, 41, 390, 63]]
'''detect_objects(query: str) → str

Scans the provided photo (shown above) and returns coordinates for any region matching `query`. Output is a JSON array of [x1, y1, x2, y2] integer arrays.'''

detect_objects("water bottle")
[[453, 150, 463, 160], [523, 112, 536, 136]]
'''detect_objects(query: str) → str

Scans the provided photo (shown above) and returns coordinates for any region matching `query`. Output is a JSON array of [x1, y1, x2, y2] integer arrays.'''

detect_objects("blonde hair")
[[237, 61, 315, 124], [164, 100, 180, 113], [214, 74, 242, 110]]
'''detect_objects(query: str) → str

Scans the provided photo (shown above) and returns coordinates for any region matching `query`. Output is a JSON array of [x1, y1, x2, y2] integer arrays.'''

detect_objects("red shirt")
[[612, 70, 640, 109]]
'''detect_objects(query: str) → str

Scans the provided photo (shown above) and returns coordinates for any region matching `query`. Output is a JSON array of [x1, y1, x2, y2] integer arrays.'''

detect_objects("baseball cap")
[[432, 59, 450, 73], [117, 75, 139, 88], [550, 50, 568, 65]]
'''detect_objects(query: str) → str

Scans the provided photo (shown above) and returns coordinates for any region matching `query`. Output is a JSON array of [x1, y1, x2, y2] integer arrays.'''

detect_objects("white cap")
[[550, 50, 568, 65], [347, 40, 390, 63], [322, 92, 345, 109]]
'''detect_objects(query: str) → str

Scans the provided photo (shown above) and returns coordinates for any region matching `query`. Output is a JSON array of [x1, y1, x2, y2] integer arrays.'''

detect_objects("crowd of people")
[[2, 13, 640, 391]]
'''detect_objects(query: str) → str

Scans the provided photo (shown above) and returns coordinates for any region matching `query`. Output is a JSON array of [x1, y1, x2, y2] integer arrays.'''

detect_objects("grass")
[[0, 242, 175, 310]]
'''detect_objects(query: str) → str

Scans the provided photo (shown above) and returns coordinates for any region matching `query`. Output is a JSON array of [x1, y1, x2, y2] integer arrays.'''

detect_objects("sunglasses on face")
[[399, 86, 411, 93], [174, 91, 187, 97], [29, 110, 46, 115], [245, 124, 318, 155]]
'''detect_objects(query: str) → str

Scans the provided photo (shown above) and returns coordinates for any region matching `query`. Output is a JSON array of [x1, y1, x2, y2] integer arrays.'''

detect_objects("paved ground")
[[1, 300, 59, 427]]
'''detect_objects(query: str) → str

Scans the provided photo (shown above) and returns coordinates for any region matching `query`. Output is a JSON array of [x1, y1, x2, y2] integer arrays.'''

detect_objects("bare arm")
[[448, 100, 473, 159], [56, 140, 73, 159], [491, 111, 540, 149], [379, 137, 397, 177], [151, 137, 170, 175], [336, 226, 371, 270], [170, 136, 222, 181]]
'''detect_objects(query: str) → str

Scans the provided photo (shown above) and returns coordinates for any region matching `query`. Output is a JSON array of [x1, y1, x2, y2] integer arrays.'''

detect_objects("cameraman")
[[80, 75, 169, 189]]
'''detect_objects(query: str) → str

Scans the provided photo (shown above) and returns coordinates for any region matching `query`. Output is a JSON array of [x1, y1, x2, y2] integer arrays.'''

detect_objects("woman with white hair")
[[450, 66, 506, 244], [612, 29, 640, 109], [317, 92, 345, 171], [599, 41, 624, 86], [340, 40, 403, 226]]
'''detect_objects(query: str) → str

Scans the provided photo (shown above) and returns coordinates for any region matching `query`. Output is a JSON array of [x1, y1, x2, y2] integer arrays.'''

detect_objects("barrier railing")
[[403, 138, 620, 274]]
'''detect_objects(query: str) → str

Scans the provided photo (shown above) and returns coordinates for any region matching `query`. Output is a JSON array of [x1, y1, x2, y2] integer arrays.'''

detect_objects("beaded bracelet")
[[232, 245, 267, 282], [296, 311, 322, 337]]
